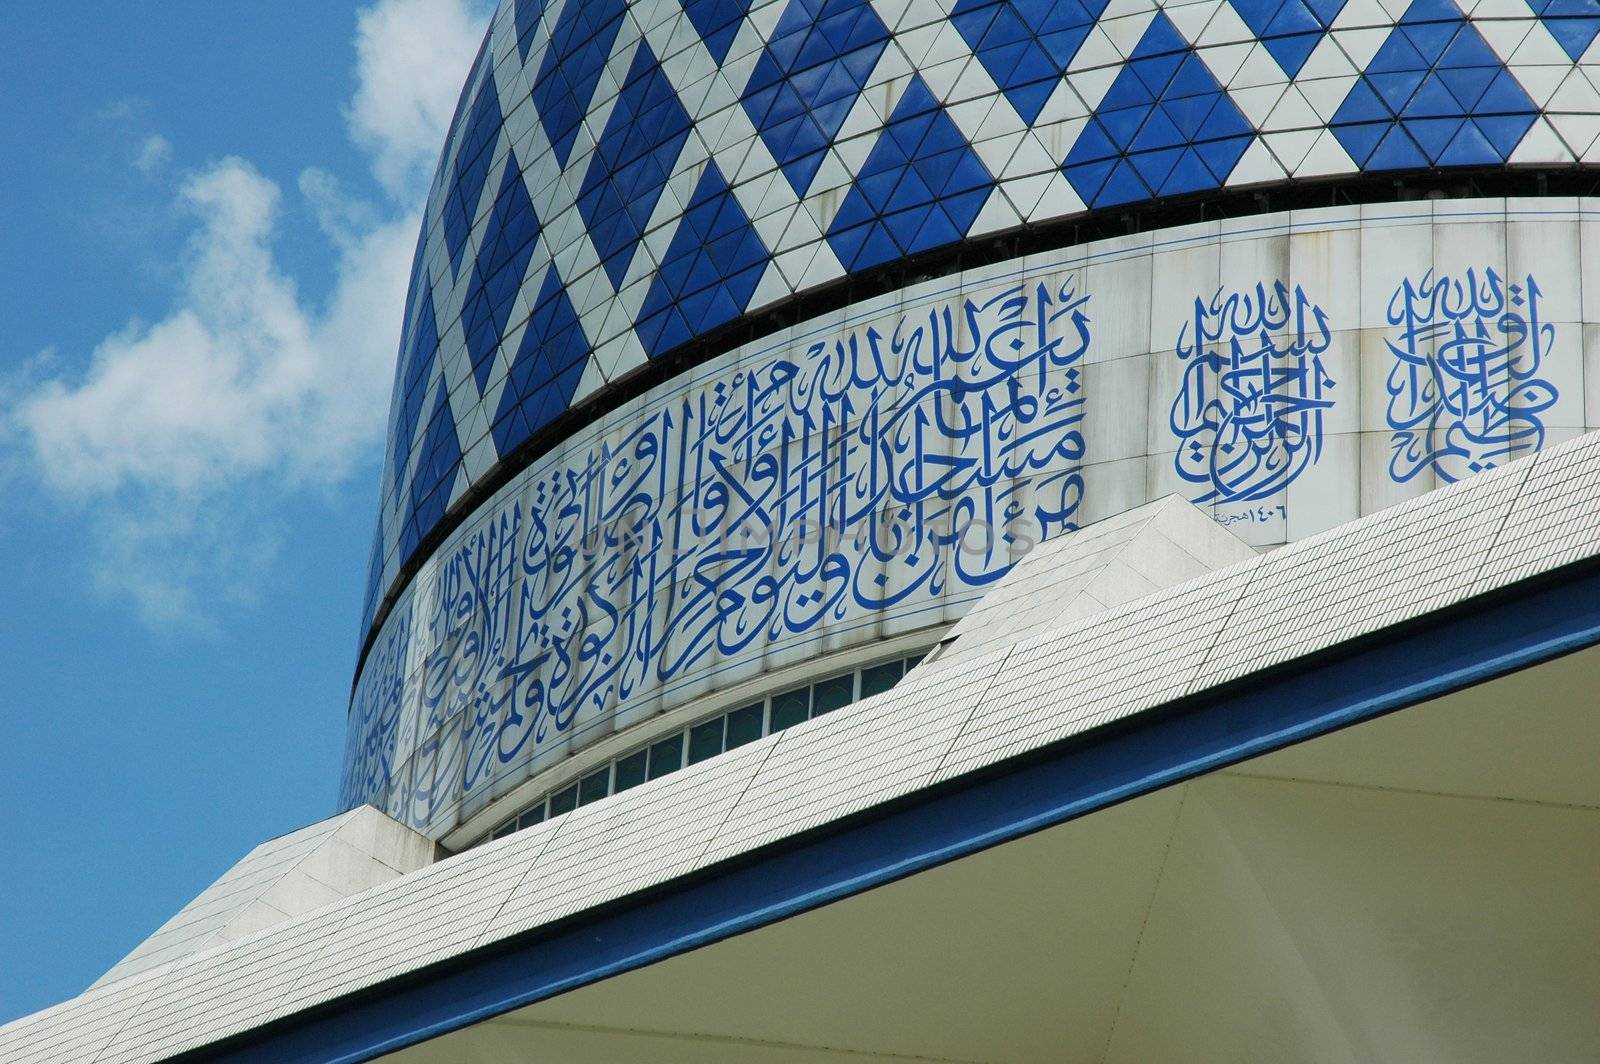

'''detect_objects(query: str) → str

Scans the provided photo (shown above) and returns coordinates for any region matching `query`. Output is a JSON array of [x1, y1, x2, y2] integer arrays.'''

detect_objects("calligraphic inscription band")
[[1385, 268, 1558, 484], [1169, 281, 1335, 504], [342, 278, 1092, 831]]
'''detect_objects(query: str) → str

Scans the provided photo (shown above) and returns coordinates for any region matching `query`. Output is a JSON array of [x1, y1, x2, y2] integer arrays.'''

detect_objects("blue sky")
[[0, 1, 489, 1023]]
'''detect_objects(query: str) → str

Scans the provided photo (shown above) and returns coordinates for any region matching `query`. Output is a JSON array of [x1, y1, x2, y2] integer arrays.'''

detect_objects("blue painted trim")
[[202, 561, 1600, 1064]]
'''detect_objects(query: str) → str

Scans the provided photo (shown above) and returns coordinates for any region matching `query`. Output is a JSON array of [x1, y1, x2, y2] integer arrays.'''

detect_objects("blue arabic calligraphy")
[[1385, 268, 1556, 483], [1170, 282, 1334, 503], [342, 279, 1092, 830]]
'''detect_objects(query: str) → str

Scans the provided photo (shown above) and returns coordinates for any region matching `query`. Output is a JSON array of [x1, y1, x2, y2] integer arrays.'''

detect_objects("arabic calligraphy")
[[1385, 268, 1557, 483], [1169, 282, 1334, 503], [342, 278, 1091, 831]]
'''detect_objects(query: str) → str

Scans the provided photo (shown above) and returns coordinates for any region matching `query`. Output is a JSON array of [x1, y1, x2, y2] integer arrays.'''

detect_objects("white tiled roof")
[[7, 430, 1600, 1063], [92, 807, 434, 991], [929, 494, 1255, 667]]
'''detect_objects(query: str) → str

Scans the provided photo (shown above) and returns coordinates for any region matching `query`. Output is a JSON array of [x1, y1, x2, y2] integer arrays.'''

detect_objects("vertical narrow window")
[[811, 672, 854, 715], [859, 660, 903, 698], [688, 716, 726, 763], [578, 766, 610, 805], [614, 748, 648, 792], [648, 733, 685, 779], [725, 702, 764, 748], [549, 782, 580, 817], [769, 686, 810, 730]]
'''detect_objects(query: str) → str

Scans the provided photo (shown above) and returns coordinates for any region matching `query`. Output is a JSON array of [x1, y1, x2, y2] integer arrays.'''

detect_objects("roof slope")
[[929, 495, 1255, 667], [6, 430, 1600, 1063], [93, 806, 434, 989]]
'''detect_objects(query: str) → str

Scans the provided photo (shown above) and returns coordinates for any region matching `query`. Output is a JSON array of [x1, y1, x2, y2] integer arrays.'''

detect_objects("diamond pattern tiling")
[[491, 268, 591, 452], [1527, 0, 1600, 63], [577, 41, 695, 288], [826, 76, 995, 269], [404, 380, 463, 564], [464, 157, 541, 392], [531, 0, 630, 167], [741, 0, 891, 196], [684, 0, 755, 63], [1329, 0, 1537, 168], [389, 272, 439, 503], [1228, 0, 1347, 78], [1063, 12, 1254, 206], [514, 0, 549, 61], [635, 160, 770, 356], [443, 69, 504, 278], [951, 0, 1113, 123], [361, 0, 1597, 619]]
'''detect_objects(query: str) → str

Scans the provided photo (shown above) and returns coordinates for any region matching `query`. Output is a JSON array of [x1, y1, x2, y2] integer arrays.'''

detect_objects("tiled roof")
[[8, 429, 1600, 1063]]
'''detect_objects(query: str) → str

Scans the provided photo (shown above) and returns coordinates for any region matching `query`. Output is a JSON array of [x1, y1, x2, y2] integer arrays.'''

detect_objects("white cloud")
[[134, 134, 172, 176], [9, 0, 490, 628], [348, 0, 493, 202], [19, 159, 415, 496]]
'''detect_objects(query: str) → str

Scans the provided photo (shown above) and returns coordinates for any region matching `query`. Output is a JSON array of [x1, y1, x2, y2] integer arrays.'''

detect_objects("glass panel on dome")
[[811, 672, 855, 716], [648, 734, 684, 779], [859, 660, 903, 698], [725, 702, 764, 749], [688, 717, 725, 764], [614, 749, 648, 792], [769, 686, 810, 730]]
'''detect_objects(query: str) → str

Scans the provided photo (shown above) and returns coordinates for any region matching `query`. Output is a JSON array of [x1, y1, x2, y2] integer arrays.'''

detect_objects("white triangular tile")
[[1547, 67, 1600, 114], [1001, 131, 1062, 179], [1229, 45, 1292, 91], [1296, 37, 1358, 81], [1329, 26, 1393, 72], [1232, 82, 1291, 126], [1101, 11, 1159, 59], [798, 242, 845, 288], [1068, 65, 1121, 112], [747, 261, 794, 311], [1032, 115, 1091, 163], [1508, 116, 1577, 164], [1475, 17, 1534, 64], [973, 129, 1027, 173], [1549, 111, 1600, 158], [1328, 0, 1389, 27], [969, 187, 1024, 237], [1033, 80, 1091, 125], [1264, 128, 1321, 172], [1298, 75, 1360, 122], [1067, 26, 1124, 73], [1167, 0, 1223, 43], [1294, 128, 1358, 178], [1197, 40, 1256, 87], [1510, 24, 1577, 67], [1225, 137, 1288, 185]]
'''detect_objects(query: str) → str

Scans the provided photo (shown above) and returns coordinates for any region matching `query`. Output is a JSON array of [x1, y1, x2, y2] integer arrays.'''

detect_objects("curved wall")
[[363, 0, 1600, 636], [343, 197, 1600, 840]]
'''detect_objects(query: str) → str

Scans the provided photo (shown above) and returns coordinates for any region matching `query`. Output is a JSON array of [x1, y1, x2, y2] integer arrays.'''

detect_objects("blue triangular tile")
[[1160, 147, 1219, 195], [1474, 112, 1537, 158], [743, 0, 889, 196], [1366, 123, 1428, 168], [577, 43, 692, 288], [1402, 115, 1463, 159]]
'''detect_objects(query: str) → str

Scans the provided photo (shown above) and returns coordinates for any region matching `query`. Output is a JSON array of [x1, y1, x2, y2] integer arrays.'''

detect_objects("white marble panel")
[[349, 202, 1600, 840]]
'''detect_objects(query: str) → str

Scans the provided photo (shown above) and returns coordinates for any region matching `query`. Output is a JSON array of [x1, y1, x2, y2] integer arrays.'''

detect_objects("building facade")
[[6, 2, 1600, 1060], [341, 0, 1600, 847]]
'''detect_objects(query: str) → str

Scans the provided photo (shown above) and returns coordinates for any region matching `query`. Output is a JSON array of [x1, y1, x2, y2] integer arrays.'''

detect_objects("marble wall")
[[342, 197, 1600, 839]]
